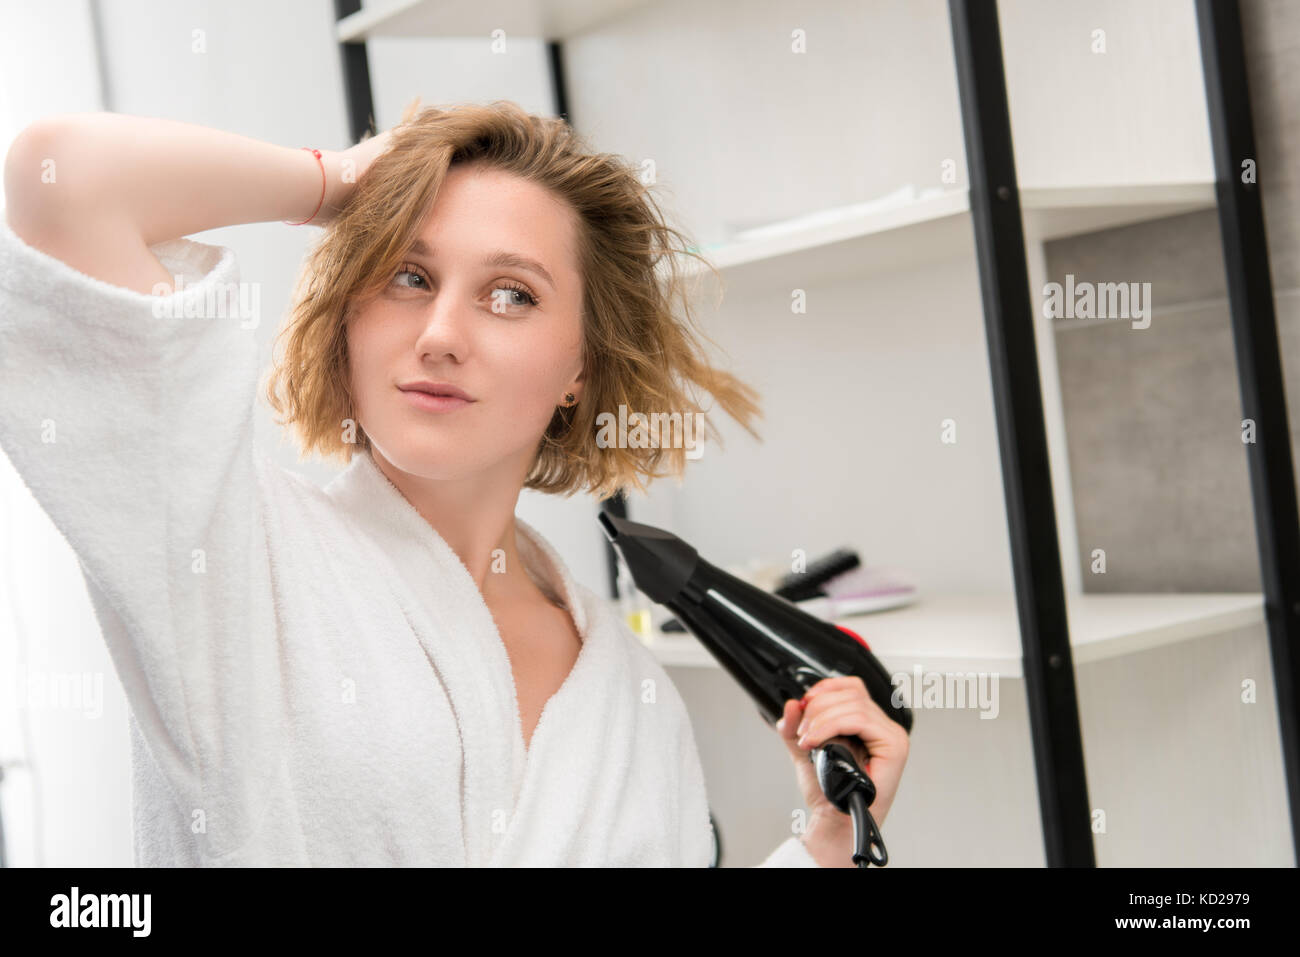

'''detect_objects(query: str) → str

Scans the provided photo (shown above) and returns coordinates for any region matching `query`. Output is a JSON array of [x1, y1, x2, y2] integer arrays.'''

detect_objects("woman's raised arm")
[[2, 112, 352, 294]]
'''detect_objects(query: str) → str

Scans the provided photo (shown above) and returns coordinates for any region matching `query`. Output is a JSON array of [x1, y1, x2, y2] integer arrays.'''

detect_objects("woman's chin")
[[368, 441, 474, 482]]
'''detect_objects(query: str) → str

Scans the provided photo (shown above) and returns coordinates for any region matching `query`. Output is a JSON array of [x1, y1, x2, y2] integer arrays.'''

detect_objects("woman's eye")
[[489, 283, 540, 312], [392, 264, 429, 290]]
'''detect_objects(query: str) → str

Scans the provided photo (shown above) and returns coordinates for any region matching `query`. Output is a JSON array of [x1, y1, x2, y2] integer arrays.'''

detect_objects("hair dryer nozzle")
[[597, 511, 702, 605]]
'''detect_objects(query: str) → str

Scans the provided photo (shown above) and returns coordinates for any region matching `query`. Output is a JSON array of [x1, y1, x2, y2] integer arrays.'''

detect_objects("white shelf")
[[679, 182, 1216, 288], [337, 0, 655, 41], [642, 591, 1265, 679]]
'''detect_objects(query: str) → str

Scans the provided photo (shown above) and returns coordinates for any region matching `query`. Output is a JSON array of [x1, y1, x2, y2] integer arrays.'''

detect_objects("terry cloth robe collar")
[[322, 447, 607, 866]]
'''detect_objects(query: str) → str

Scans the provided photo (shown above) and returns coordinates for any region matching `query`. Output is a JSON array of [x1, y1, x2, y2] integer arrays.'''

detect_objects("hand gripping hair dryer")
[[597, 512, 913, 868]]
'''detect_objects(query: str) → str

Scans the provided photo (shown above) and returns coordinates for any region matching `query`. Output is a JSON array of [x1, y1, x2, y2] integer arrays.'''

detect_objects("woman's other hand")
[[775, 675, 910, 867]]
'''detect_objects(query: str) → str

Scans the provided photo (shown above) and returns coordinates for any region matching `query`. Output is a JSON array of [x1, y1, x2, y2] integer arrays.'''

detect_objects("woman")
[[0, 100, 908, 866]]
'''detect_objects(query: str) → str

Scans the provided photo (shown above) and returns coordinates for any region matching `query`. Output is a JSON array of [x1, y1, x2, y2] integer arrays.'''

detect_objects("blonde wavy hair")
[[264, 98, 763, 501]]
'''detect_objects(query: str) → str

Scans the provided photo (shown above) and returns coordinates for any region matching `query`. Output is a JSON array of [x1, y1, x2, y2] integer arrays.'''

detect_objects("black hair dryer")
[[597, 512, 912, 868]]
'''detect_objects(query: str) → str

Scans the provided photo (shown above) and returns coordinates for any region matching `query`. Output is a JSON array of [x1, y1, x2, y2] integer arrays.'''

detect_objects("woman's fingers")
[[798, 678, 909, 778], [795, 698, 867, 745], [775, 697, 805, 746], [803, 676, 901, 733]]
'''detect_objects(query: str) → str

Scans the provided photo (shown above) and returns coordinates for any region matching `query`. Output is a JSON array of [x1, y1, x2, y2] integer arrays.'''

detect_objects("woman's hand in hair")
[[313, 126, 398, 226]]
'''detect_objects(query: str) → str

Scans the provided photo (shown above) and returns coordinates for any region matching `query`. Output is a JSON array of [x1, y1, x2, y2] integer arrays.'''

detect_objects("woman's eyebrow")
[[408, 238, 555, 290]]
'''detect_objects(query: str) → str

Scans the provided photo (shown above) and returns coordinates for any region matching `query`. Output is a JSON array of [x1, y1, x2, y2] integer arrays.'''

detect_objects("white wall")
[[0, 0, 115, 868]]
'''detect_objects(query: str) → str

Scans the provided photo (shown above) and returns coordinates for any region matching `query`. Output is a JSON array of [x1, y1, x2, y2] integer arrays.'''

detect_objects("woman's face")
[[346, 162, 585, 484]]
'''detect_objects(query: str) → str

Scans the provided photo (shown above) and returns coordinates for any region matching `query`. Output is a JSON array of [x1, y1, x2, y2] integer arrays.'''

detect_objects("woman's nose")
[[412, 293, 471, 361]]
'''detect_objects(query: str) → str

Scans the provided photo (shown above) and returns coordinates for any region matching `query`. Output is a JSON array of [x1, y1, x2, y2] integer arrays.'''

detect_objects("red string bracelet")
[[284, 147, 326, 226]]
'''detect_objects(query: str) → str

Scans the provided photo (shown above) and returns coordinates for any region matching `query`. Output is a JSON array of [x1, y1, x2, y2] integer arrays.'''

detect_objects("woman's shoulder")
[[251, 450, 357, 530], [254, 448, 341, 493]]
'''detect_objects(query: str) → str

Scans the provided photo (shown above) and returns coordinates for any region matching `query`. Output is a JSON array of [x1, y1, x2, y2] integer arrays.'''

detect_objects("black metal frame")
[[547, 40, 572, 125], [334, 0, 376, 143], [1196, 0, 1300, 863], [331, 0, 1300, 865], [948, 0, 1094, 867]]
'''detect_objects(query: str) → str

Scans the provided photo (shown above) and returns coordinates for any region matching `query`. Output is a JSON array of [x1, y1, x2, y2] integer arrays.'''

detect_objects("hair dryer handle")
[[813, 737, 876, 809]]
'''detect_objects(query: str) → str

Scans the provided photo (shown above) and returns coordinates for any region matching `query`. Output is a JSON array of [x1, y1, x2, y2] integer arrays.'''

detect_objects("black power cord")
[[811, 738, 888, 868]]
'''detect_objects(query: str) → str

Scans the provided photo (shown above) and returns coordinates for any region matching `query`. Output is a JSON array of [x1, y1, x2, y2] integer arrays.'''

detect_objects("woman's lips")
[[399, 389, 475, 413]]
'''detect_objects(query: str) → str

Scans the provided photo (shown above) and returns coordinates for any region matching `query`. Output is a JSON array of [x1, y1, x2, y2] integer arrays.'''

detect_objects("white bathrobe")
[[0, 215, 817, 867]]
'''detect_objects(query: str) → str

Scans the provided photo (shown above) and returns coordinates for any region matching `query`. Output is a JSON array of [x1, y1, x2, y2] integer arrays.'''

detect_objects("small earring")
[[563, 392, 576, 407]]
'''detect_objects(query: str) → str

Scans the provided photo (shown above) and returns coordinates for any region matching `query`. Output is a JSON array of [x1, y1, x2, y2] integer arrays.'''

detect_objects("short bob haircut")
[[264, 98, 762, 501]]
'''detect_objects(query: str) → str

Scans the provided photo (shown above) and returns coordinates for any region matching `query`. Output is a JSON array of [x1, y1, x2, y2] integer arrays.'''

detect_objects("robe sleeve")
[[0, 212, 275, 825]]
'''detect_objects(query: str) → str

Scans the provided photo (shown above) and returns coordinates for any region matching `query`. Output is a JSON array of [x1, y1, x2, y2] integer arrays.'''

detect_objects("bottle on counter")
[[616, 553, 654, 641]]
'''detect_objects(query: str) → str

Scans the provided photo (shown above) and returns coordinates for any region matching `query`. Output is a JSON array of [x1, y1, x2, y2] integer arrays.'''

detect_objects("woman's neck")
[[367, 444, 549, 606]]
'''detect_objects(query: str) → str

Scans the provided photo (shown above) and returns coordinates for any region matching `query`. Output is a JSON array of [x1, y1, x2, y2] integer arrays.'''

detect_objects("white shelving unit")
[[642, 591, 1266, 679], [634, 174, 1250, 689], [677, 182, 1217, 286], [646, 177, 1251, 684], [337, 0, 655, 41]]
